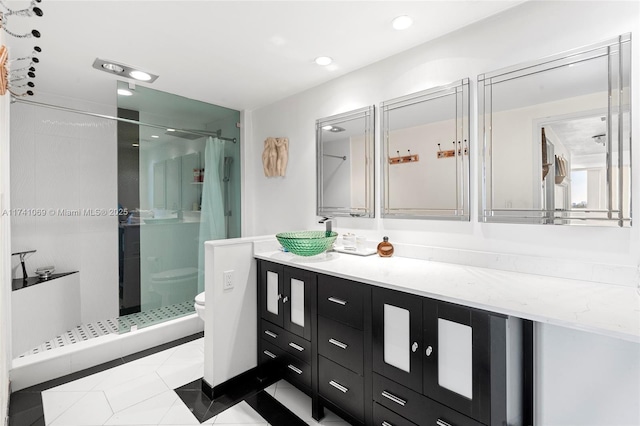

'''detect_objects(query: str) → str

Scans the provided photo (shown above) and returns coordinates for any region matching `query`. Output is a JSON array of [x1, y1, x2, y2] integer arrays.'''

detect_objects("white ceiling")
[[5, 1, 525, 111]]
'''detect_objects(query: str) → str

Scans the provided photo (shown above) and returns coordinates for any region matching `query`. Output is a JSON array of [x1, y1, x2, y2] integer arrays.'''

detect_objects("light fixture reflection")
[[117, 88, 133, 96]]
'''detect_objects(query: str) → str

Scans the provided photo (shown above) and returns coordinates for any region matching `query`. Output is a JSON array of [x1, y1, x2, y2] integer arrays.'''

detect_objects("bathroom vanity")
[[256, 257, 524, 426], [252, 243, 639, 426]]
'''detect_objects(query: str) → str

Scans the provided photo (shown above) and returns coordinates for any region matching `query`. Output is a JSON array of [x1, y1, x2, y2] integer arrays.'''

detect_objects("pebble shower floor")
[[18, 301, 195, 357]]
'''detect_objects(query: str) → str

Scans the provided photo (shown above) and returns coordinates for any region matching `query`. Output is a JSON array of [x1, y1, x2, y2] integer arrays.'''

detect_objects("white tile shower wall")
[[9, 93, 119, 325]]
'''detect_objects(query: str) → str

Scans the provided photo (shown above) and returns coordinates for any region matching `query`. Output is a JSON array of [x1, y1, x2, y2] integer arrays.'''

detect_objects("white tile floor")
[[41, 338, 351, 426]]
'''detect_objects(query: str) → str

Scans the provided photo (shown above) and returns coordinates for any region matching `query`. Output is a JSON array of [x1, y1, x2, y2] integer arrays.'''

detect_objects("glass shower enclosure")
[[117, 82, 241, 329]]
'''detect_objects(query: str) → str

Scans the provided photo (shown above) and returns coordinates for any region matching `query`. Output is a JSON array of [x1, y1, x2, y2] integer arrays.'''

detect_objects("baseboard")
[[201, 366, 263, 400]]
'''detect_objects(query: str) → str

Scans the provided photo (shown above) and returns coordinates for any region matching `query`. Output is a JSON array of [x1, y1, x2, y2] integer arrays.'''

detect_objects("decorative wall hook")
[[437, 140, 468, 159], [389, 148, 419, 165]]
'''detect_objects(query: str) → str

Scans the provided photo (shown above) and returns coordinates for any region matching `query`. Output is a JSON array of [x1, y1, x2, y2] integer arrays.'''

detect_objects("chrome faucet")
[[318, 216, 334, 235]]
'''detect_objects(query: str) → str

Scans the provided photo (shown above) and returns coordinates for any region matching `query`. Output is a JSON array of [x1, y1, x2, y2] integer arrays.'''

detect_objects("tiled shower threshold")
[[19, 301, 195, 357], [11, 310, 204, 391]]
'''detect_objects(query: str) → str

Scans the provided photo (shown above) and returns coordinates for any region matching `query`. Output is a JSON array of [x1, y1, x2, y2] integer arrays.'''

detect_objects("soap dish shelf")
[[332, 246, 377, 256]]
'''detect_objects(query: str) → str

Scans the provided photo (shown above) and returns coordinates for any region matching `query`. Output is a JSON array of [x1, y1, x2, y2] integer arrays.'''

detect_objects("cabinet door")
[[372, 288, 423, 393], [283, 267, 315, 340], [423, 299, 491, 424], [259, 261, 284, 328]]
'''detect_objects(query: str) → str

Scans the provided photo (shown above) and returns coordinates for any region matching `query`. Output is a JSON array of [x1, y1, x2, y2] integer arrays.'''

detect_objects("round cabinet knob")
[[425, 346, 433, 356], [411, 342, 418, 353], [283, 296, 289, 303]]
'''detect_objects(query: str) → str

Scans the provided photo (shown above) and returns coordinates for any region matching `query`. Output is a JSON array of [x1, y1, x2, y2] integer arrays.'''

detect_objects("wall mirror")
[[381, 79, 470, 220], [479, 34, 631, 226], [316, 105, 375, 218]]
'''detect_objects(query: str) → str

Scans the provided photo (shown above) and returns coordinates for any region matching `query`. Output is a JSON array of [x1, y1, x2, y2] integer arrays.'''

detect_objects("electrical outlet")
[[223, 270, 234, 290]]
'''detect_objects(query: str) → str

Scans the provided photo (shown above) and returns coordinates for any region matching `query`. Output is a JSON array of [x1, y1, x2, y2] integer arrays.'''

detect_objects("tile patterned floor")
[[14, 336, 351, 425], [19, 302, 195, 357]]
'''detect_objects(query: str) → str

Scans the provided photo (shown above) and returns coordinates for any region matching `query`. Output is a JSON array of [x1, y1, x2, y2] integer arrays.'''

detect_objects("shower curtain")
[[197, 136, 226, 293]]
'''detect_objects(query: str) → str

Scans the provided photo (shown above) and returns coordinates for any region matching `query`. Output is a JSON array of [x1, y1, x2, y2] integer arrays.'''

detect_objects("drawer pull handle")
[[381, 390, 407, 407], [329, 380, 349, 393], [328, 296, 347, 306], [264, 330, 278, 339], [287, 364, 303, 375], [328, 338, 348, 350], [288, 342, 304, 351], [263, 350, 276, 359], [436, 420, 453, 426], [382, 422, 394, 426]]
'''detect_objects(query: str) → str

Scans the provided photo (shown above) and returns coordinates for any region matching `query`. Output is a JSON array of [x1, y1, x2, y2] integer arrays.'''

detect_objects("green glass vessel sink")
[[276, 231, 338, 256]]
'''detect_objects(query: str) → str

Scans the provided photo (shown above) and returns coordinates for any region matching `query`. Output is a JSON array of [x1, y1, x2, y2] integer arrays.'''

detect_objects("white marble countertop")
[[255, 247, 640, 343]]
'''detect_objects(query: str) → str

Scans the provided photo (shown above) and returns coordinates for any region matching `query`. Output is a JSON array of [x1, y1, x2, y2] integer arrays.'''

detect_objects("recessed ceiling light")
[[315, 56, 333, 66], [129, 70, 152, 81], [151, 135, 159, 138], [102, 63, 124, 73], [92, 58, 159, 83], [392, 15, 413, 30], [117, 88, 133, 96]]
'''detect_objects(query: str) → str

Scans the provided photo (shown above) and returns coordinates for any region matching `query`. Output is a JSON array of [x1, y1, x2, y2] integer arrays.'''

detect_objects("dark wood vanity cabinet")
[[256, 260, 522, 426], [372, 287, 513, 426], [316, 274, 372, 425], [258, 260, 316, 390]]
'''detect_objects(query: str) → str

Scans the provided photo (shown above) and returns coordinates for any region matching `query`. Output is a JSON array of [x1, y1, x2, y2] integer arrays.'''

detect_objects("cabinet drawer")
[[260, 320, 311, 364], [318, 275, 364, 330], [374, 373, 484, 426], [373, 403, 418, 426], [318, 356, 364, 421], [373, 373, 424, 425], [423, 399, 485, 426], [283, 353, 311, 389], [260, 339, 285, 363], [318, 316, 363, 375]]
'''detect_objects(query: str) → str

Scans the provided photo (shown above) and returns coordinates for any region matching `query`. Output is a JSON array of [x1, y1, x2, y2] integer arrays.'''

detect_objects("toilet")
[[194, 291, 205, 321], [150, 267, 199, 306]]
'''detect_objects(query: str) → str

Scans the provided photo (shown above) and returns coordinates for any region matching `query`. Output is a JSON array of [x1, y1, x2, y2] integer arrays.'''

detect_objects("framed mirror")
[[381, 79, 470, 220], [316, 105, 375, 218], [479, 34, 631, 226]]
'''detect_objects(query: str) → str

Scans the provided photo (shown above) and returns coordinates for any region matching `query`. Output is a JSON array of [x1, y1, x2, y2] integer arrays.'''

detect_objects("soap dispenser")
[[377, 236, 394, 257]]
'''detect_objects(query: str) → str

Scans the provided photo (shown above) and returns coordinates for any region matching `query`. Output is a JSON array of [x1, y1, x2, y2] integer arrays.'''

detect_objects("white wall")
[[1, 31, 13, 423], [203, 238, 259, 388], [536, 323, 640, 425], [388, 120, 458, 210], [322, 138, 351, 208], [247, 1, 640, 268], [246, 1, 640, 424], [9, 94, 119, 325]]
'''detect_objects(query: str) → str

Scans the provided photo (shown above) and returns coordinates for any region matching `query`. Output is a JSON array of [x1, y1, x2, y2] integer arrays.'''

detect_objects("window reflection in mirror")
[[316, 106, 375, 218], [479, 34, 631, 226], [381, 79, 470, 220]]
